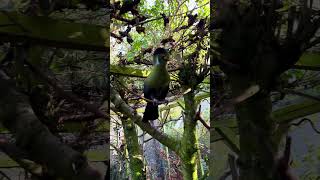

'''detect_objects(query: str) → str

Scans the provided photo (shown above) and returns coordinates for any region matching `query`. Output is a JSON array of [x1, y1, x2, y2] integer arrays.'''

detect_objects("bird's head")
[[153, 48, 169, 65]]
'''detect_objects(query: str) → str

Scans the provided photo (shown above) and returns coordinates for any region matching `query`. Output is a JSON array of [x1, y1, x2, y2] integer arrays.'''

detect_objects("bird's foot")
[[152, 99, 168, 105]]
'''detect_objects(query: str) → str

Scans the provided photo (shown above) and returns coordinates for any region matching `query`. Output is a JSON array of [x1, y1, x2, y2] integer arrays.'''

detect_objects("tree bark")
[[111, 87, 204, 180], [180, 91, 199, 180], [0, 11, 108, 51], [121, 117, 146, 180], [110, 87, 180, 153], [212, 0, 320, 179], [229, 70, 279, 180], [0, 75, 102, 180]]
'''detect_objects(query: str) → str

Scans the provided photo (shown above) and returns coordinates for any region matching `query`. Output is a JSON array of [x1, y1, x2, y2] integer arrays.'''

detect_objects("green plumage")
[[142, 48, 170, 122]]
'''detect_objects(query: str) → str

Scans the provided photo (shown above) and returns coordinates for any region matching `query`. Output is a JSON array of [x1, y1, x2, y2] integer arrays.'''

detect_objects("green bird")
[[142, 48, 170, 122]]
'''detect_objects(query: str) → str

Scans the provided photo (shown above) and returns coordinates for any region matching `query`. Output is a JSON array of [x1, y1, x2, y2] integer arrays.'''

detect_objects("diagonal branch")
[[291, 65, 320, 71], [281, 88, 320, 102], [291, 118, 320, 134], [25, 60, 108, 120], [0, 138, 42, 177], [304, 35, 320, 50], [195, 105, 210, 130], [0, 74, 102, 180], [110, 86, 181, 153], [0, 171, 11, 180]]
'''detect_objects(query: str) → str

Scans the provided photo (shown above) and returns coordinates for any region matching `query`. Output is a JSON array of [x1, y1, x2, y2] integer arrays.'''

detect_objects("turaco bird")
[[142, 48, 170, 122]]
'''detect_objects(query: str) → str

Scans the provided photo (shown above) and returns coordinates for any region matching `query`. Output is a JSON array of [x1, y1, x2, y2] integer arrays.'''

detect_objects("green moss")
[[84, 150, 108, 161], [273, 100, 320, 123], [180, 92, 199, 180], [122, 118, 146, 180], [0, 156, 19, 167], [296, 53, 320, 67], [0, 12, 108, 51]]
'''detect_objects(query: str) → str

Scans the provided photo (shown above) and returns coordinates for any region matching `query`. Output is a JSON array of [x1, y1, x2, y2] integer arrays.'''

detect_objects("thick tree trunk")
[[181, 91, 199, 180], [230, 74, 278, 180], [0, 75, 102, 180], [121, 117, 146, 180]]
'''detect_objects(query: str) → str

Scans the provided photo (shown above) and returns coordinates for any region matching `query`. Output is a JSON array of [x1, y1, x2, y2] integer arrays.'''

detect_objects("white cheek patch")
[[154, 57, 161, 65]]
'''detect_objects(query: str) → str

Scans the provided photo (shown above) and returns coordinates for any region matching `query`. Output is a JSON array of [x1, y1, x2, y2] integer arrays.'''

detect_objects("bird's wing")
[[143, 83, 169, 101], [143, 83, 153, 99], [157, 84, 169, 100]]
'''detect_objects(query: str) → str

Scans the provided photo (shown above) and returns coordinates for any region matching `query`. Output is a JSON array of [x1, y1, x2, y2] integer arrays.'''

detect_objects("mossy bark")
[[0, 12, 108, 51], [197, 146, 204, 177], [0, 75, 102, 180], [111, 87, 201, 180], [121, 117, 146, 180], [180, 91, 199, 180]]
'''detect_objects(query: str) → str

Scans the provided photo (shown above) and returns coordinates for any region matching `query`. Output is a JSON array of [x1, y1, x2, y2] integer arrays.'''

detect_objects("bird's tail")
[[142, 102, 158, 122]]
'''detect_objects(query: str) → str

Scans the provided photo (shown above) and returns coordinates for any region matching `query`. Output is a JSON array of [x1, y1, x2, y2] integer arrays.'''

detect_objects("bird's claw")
[[152, 99, 168, 105]]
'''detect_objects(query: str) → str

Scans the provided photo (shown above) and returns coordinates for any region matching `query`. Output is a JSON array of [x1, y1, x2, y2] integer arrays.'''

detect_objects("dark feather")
[[142, 84, 169, 121], [142, 102, 158, 122]]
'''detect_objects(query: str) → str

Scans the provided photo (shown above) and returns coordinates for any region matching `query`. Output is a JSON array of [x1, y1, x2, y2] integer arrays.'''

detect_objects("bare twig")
[[110, 144, 130, 163], [144, 137, 153, 143], [195, 105, 210, 130], [58, 113, 98, 122], [305, 36, 320, 50], [0, 170, 11, 180], [0, 138, 42, 176], [291, 118, 320, 134], [111, 32, 123, 41], [133, 2, 209, 27], [25, 60, 108, 119]]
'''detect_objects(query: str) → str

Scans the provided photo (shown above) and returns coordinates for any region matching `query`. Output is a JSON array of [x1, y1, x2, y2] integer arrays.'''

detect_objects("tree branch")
[[25, 60, 108, 120], [281, 88, 320, 102], [291, 65, 320, 71], [195, 105, 210, 130], [0, 138, 42, 177], [0, 171, 11, 180], [110, 143, 126, 159], [291, 118, 320, 134], [304, 36, 320, 50], [0, 74, 102, 180], [110, 86, 181, 153]]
